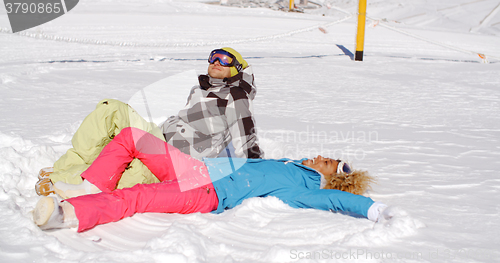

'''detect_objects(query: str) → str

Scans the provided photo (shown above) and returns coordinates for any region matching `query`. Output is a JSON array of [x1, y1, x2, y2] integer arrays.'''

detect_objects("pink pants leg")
[[67, 181, 218, 232], [65, 127, 218, 232], [79, 127, 212, 192]]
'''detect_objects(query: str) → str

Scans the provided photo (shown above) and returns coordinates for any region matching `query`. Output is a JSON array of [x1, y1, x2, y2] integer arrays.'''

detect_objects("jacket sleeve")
[[280, 188, 375, 219], [225, 87, 264, 159]]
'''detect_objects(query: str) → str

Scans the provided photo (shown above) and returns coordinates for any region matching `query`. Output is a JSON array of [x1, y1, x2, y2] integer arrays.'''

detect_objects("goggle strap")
[[234, 61, 242, 72]]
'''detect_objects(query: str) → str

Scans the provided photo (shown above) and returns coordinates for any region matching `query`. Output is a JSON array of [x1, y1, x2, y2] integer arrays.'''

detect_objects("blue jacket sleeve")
[[281, 188, 375, 219]]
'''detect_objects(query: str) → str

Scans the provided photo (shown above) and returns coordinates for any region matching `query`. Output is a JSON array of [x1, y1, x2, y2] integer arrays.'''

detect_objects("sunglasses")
[[208, 49, 243, 71], [336, 160, 352, 174]]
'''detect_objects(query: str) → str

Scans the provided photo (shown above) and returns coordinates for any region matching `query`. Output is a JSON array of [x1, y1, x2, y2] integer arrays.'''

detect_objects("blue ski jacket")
[[204, 158, 374, 219]]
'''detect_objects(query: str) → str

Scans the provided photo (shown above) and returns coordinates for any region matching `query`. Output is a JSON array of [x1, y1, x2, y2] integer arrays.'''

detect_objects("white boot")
[[33, 196, 78, 230], [53, 180, 101, 199]]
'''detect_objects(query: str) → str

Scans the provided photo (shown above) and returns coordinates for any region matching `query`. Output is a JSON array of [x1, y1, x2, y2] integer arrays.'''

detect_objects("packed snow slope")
[[1, 0, 499, 262]]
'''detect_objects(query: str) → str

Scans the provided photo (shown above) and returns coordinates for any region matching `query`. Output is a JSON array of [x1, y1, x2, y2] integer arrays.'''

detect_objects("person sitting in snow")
[[36, 47, 264, 195], [32, 127, 390, 232]]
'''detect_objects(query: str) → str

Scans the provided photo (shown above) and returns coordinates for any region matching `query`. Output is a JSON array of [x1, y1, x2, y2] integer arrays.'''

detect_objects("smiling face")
[[301, 155, 339, 176], [207, 60, 232, 79]]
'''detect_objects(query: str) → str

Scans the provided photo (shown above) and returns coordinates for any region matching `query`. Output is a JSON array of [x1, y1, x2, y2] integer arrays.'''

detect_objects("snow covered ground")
[[1, 0, 499, 262]]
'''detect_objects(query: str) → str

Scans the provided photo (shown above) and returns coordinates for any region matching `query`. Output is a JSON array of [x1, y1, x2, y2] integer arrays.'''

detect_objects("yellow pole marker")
[[355, 0, 367, 61], [289, 0, 294, 11]]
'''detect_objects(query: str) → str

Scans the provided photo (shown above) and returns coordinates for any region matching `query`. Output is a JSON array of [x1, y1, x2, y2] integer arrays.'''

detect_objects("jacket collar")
[[198, 69, 245, 90], [199, 74, 241, 90]]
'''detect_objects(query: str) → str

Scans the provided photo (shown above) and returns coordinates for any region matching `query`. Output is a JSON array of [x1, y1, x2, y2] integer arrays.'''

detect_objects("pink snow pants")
[[65, 127, 219, 232]]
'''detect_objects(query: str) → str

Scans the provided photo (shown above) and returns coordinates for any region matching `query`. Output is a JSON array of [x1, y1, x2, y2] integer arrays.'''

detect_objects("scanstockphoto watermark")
[[257, 126, 379, 160], [290, 249, 424, 261], [259, 126, 379, 145], [264, 144, 370, 161], [289, 248, 494, 261]]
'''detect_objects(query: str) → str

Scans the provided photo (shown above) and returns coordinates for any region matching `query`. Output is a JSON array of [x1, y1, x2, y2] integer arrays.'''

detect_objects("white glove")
[[367, 201, 391, 222]]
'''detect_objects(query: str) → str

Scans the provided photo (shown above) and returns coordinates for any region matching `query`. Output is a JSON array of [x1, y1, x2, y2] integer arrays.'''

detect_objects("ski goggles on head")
[[336, 159, 352, 174], [208, 49, 242, 71]]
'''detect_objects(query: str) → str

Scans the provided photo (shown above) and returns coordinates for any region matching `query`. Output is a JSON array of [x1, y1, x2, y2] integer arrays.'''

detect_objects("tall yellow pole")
[[355, 0, 367, 61], [289, 0, 294, 11]]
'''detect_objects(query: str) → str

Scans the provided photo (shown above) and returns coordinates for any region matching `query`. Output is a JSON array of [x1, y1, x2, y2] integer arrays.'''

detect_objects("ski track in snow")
[[1, 0, 500, 262]]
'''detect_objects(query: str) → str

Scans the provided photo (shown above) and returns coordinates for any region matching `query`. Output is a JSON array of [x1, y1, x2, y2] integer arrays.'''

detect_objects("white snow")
[[1, 0, 499, 262]]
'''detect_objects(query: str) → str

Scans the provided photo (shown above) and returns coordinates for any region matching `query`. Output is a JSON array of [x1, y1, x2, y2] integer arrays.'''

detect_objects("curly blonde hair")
[[323, 169, 374, 195]]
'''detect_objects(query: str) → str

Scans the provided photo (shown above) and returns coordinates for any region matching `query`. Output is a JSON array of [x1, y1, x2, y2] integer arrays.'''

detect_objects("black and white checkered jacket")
[[161, 66, 264, 160]]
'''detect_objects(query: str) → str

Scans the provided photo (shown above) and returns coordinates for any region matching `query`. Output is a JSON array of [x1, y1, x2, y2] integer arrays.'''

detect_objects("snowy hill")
[[1, 0, 499, 262]]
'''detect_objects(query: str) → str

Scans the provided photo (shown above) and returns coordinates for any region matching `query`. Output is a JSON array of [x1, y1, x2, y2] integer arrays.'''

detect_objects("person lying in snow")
[[33, 128, 390, 232], [36, 47, 264, 195]]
